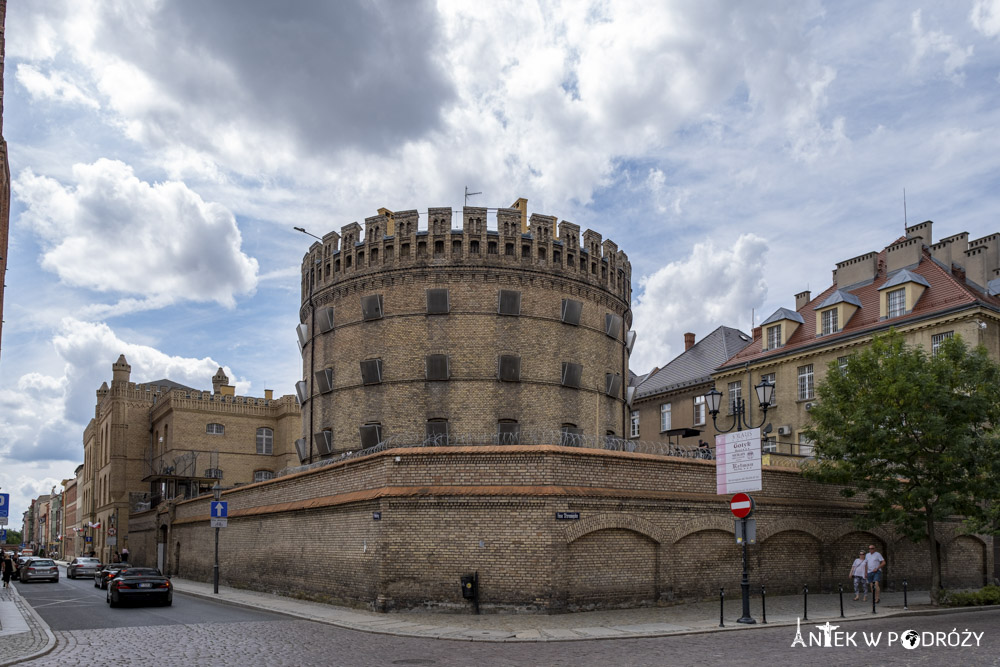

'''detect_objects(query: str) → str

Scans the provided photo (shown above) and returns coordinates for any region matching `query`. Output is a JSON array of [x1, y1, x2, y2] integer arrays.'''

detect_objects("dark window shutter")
[[317, 306, 335, 333], [498, 355, 521, 382], [498, 422, 521, 445], [426, 354, 450, 380], [314, 431, 334, 456], [425, 420, 449, 445], [605, 313, 623, 338], [361, 294, 384, 321], [359, 424, 383, 449], [561, 299, 583, 325], [314, 368, 334, 394], [561, 362, 583, 388], [605, 373, 622, 397], [360, 359, 383, 385], [498, 289, 521, 316], [426, 288, 450, 314]]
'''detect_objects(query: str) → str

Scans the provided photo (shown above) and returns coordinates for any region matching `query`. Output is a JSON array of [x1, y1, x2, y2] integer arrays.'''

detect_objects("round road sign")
[[730, 493, 755, 518], [107, 527, 117, 536]]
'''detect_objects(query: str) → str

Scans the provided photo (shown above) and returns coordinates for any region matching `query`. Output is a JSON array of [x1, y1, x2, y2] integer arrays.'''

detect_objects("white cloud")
[[630, 234, 769, 374], [971, 0, 1000, 38], [14, 159, 259, 307], [911, 10, 974, 83], [15, 64, 100, 109]]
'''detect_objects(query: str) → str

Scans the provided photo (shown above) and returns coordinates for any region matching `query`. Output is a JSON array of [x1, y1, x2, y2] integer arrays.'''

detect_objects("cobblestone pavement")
[[20, 609, 1000, 667], [0, 584, 54, 667]]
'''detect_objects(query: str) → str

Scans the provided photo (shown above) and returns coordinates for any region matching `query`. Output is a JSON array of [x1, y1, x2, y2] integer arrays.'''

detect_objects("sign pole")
[[738, 516, 755, 624], [214, 524, 219, 594]]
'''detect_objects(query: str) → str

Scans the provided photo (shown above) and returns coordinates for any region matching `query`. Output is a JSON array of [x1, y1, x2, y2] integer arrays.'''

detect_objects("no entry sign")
[[730, 493, 755, 518]]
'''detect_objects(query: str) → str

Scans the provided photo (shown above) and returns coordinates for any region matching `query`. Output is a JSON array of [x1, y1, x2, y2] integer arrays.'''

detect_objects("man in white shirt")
[[865, 544, 886, 603]]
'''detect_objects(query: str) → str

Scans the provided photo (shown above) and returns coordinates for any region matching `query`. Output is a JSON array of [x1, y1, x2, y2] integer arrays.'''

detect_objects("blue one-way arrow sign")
[[212, 501, 228, 518]]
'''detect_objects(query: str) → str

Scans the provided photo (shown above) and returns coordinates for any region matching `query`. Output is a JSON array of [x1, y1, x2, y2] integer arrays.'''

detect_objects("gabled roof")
[[816, 289, 862, 309], [636, 326, 752, 399], [879, 268, 930, 290], [719, 244, 1000, 371], [761, 307, 804, 326]]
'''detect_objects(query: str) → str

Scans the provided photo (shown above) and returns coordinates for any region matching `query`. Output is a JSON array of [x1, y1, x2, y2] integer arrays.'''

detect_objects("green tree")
[[803, 331, 1000, 605], [3, 529, 22, 545]]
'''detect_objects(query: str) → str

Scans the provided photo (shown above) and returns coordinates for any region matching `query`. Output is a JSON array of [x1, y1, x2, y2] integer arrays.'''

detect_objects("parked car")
[[67, 557, 103, 579], [94, 563, 131, 589], [106, 567, 172, 607], [20, 558, 59, 583]]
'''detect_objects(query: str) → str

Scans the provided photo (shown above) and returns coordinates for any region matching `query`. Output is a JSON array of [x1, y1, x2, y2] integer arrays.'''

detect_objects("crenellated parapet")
[[300, 201, 632, 308]]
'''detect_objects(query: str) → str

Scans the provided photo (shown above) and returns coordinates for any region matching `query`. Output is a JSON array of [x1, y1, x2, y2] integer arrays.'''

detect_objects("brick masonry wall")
[[147, 446, 994, 614]]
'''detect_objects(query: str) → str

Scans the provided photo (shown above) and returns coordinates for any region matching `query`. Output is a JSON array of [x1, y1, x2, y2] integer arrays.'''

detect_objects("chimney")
[[795, 290, 811, 311], [264, 389, 273, 400], [684, 332, 696, 350]]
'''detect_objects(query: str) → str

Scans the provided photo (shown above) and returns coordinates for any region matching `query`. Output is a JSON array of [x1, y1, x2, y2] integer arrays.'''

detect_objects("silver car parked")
[[67, 557, 103, 579], [20, 558, 59, 583]]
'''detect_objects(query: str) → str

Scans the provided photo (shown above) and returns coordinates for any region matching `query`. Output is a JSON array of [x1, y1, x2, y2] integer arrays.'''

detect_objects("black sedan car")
[[106, 567, 172, 607], [94, 562, 131, 589]]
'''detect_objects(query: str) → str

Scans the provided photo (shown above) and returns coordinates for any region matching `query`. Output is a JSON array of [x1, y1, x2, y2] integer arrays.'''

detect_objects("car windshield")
[[121, 568, 161, 577], [31, 559, 55, 566]]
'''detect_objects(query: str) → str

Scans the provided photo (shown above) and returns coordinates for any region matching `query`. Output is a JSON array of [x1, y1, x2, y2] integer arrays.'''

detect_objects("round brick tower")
[[295, 201, 632, 461]]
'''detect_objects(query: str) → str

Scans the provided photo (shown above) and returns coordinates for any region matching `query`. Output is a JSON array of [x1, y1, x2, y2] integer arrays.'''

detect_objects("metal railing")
[[275, 429, 712, 479]]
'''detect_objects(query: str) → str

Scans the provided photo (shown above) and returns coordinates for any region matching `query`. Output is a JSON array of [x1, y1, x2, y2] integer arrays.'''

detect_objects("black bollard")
[[761, 585, 767, 624], [803, 584, 809, 621], [872, 588, 876, 614], [839, 583, 844, 618], [903, 578, 908, 610], [719, 588, 725, 628]]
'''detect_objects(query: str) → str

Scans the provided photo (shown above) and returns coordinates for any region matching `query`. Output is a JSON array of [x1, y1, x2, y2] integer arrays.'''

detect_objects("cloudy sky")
[[2, 0, 1000, 523]]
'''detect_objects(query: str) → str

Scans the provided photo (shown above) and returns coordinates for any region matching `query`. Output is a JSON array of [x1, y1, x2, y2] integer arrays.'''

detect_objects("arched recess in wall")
[[755, 517, 826, 543], [824, 524, 897, 548], [667, 514, 734, 544], [564, 512, 663, 545]]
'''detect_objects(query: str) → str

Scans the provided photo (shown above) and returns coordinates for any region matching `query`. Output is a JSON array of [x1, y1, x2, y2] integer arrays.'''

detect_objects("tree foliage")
[[802, 331, 1000, 602]]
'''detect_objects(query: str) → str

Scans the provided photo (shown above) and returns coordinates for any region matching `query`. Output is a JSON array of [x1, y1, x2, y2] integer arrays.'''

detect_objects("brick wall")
[[139, 445, 993, 614]]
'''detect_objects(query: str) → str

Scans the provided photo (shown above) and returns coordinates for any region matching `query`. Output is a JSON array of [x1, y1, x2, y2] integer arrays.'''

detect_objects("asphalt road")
[[15, 564, 288, 631]]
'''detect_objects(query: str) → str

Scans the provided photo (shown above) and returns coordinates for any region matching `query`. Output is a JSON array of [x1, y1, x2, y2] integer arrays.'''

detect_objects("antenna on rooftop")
[[464, 186, 482, 206], [903, 188, 908, 228]]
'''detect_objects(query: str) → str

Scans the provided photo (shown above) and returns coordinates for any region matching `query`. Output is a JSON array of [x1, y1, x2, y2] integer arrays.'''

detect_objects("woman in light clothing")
[[850, 549, 867, 601]]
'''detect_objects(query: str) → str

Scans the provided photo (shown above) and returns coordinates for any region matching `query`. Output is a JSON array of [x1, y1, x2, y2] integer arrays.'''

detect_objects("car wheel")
[[94, 579, 99, 588], [106, 590, 110, 604], [109, 590, 119, 608], [163, 595, 172, 607]]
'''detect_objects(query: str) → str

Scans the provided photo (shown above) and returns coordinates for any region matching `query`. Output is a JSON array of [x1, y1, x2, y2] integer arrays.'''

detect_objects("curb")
[[0, 584, 57, 667]]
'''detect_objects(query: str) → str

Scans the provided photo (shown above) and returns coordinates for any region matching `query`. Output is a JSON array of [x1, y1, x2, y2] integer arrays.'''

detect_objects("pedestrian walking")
[[850, 549, 867, 601], [865, 544, 886, 603], [2, 553, 13, 587], [121, 546, 129, 562]]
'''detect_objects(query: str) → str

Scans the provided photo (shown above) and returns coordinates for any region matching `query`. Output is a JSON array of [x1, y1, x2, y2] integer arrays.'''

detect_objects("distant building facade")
[[295, 200, 633, 460], [80, 355, 300, 562], [716, 221, 1000, 462], [630, 327, 752, 448]]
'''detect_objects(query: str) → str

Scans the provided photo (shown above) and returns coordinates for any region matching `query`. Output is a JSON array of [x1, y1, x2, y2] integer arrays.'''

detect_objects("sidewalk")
[[169, 577, 952, 642], [2, 561, 993, 666]]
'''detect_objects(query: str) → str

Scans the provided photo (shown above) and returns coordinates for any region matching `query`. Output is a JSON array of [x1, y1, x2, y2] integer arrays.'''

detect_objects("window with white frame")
[[660, 403, 672, 432], [256, 427, 273, 455], [630, 410, 640, 438], [797, 433, 815, 458], [887, 288, 906, 318], [253, 470, 274, 483], [838, 356, 850, 373], [206, 423, 225, 435], [797, 364, 814, 400], [763, 436, 777, 453], [693, 395, 706, 426], [931, 331, 954, 356], [821, 308, 838, 335], [728, 381, 742, 414], [760, 373, 776, 406], [766, 324, 781, 350]]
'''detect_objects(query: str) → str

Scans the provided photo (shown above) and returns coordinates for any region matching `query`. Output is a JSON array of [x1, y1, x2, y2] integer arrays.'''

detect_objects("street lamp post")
[[705, 378, 774, 625], [212, 481, 221, 595]]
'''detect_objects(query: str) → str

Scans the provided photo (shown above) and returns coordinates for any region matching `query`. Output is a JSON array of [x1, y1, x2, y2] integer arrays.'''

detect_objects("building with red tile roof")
[[714, 220, 1000, 458]]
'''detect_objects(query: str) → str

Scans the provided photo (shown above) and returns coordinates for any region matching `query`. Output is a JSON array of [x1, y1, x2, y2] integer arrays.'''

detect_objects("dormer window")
[[766, 324, 781, 350], [878, 269, 929, 320], [886, 288, 906, 318], [821, 308, 838, 335]]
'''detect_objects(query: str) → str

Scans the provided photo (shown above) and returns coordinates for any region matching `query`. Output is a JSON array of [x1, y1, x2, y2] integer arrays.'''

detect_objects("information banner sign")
[[715, 428, 762, 494]]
